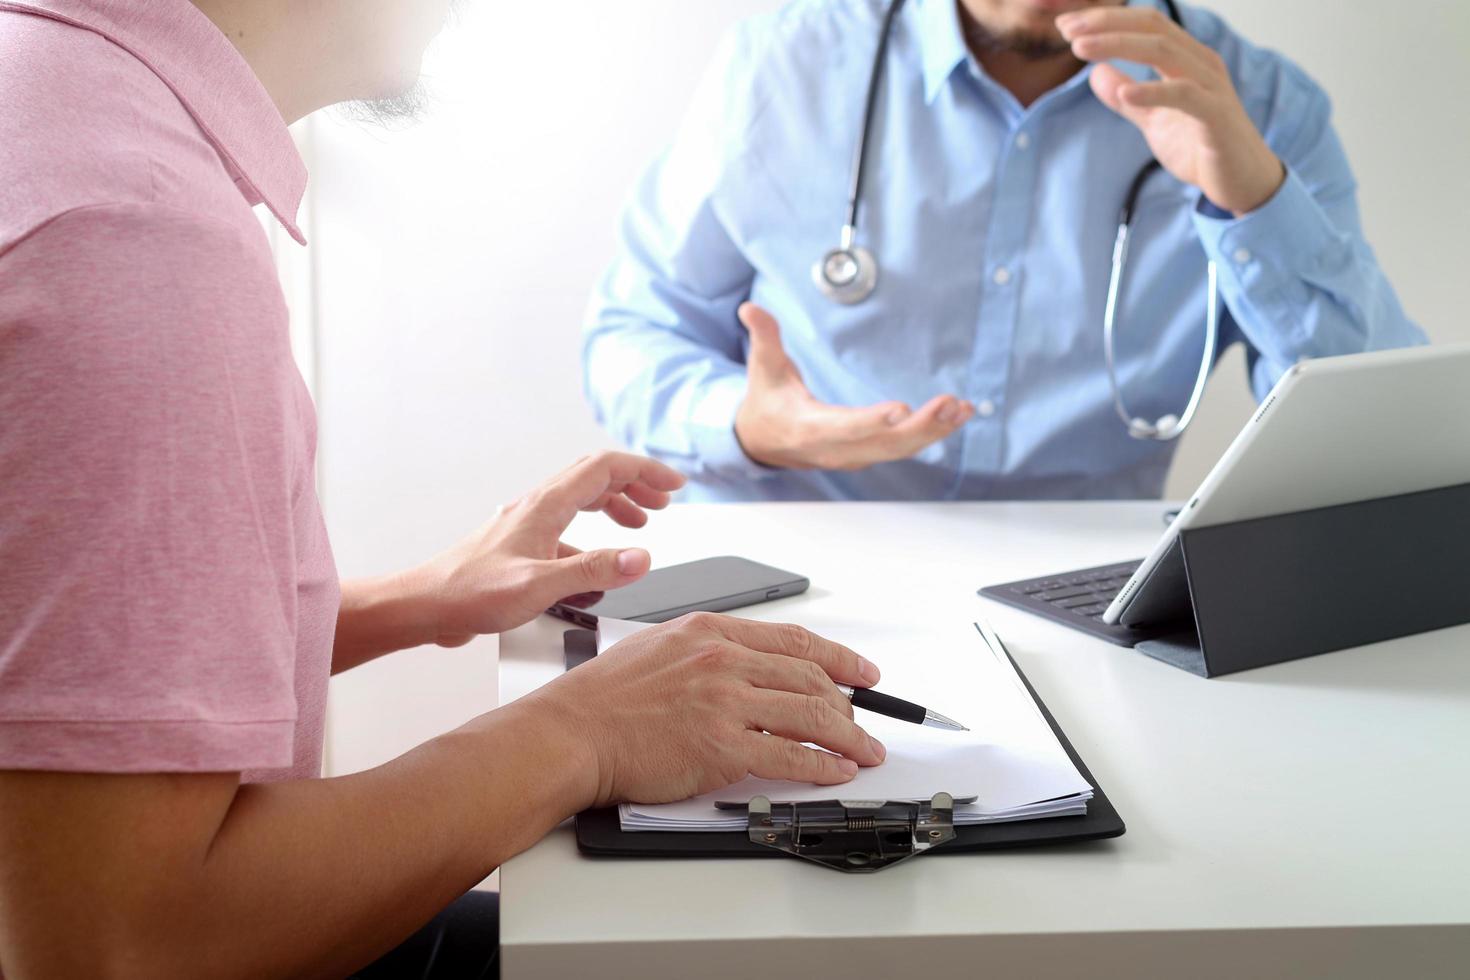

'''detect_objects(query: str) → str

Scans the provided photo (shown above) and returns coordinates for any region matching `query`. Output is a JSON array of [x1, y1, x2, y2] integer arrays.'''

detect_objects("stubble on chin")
[[336, 0, 468, 127], [338, 80, 431, 126]]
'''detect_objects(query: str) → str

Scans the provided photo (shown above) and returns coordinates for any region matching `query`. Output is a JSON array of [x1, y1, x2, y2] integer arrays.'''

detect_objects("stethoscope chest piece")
[[810, 0, 1209, 441], [812, 244, 878, 305]]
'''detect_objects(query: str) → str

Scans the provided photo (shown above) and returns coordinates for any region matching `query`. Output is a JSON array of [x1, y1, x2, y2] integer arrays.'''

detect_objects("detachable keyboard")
[[978, 560, 1185, 647]]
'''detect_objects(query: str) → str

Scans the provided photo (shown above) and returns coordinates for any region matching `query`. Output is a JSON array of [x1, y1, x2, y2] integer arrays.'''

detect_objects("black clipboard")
[[563, 629, 1125, 859]]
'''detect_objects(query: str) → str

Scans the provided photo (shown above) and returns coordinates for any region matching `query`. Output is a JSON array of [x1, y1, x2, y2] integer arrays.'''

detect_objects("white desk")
[[497, 502, 1470, 980]]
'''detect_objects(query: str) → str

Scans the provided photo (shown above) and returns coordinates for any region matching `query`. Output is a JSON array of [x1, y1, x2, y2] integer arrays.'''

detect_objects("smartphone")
[[547, 556, 809, 629]]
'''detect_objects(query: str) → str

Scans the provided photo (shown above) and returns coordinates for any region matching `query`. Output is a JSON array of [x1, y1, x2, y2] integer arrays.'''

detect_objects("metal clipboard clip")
[[741, 793, 956, 872]]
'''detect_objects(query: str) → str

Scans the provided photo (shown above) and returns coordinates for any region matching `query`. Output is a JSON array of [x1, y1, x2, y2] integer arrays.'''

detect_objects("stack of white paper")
[[595, 617, 1093, 832]]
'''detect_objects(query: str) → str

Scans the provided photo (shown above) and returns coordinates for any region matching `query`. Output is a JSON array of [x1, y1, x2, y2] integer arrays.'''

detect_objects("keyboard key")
[[1056, 594, 1100, 609], [1076, 603, 1110, 616], [1037, 585, 1094, 601]]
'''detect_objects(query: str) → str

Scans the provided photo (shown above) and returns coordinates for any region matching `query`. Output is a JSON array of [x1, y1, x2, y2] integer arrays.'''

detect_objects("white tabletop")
[[497, 502, 1470, 979]]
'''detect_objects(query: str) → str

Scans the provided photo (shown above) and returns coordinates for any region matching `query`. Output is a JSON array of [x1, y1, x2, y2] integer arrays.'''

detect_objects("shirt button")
[[976, 399, 997, 418], [1232, 247, 1252, 264], [992, 266, 1012, 286], [1015, 132, 1031, 150]]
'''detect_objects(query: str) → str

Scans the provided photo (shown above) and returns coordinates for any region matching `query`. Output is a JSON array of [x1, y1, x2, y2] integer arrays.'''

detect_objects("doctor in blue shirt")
[[582, 0, 1424, 502]]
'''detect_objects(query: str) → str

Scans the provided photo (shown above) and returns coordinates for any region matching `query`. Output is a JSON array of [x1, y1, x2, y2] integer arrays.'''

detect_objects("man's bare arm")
[[0, 699, 581, 979], [0, 614, 886, 979]]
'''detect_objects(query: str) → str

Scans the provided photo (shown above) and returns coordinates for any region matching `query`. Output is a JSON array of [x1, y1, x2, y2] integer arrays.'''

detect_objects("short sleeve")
[[0, 204, 304, 773]]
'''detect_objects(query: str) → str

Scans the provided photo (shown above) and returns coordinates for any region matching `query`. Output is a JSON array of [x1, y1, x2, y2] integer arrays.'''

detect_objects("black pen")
[[835, 685, 968, 731]]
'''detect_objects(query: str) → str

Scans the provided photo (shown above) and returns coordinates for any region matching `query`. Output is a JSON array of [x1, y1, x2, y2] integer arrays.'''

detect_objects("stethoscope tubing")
[[813, 0, 1216, 441]]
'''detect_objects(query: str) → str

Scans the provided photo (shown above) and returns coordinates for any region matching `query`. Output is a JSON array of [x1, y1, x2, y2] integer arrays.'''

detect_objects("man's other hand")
[[733, 303, 974, 471], [417, 452, 687, 645], [531, 613, 888, 808]]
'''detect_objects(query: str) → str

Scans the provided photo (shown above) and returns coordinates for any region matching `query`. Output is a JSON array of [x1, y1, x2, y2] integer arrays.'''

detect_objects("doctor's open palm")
[[733, 303, 974, 472]]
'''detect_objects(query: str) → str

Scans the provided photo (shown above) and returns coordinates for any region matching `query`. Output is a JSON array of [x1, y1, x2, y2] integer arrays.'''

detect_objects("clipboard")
[[563, 628, 1125, 864]]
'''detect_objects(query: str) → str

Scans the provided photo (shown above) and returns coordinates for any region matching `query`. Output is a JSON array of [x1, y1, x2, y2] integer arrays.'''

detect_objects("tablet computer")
[[1103, 343, 1470, 628]]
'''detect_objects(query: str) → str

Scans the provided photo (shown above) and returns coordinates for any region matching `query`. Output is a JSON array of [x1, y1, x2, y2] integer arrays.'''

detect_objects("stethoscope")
[[812, 0, 1219, 442]]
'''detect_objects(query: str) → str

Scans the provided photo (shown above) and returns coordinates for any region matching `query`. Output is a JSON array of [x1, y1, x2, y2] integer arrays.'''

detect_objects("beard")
[[334, 0, 466, 126], [961, 17, 1075, 61], [338, 81, 432, 126]]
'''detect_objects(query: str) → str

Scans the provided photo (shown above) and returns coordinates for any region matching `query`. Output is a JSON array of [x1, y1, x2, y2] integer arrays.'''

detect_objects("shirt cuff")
[[1191, 167, 1329, 293], [1190, 167, 1337, 354], [686, 372, 775, 483]]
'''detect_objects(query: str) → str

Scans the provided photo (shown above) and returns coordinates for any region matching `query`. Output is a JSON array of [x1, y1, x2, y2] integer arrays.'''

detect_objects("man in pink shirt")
[[0, 1, 890, 975]]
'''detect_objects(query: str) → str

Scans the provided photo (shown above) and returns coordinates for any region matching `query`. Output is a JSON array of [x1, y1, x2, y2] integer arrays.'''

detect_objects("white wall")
[[303, 1, 1469, 774]]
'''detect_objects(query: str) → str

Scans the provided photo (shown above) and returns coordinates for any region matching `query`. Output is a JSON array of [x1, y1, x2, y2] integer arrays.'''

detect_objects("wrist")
[[1225, 152, 1286, 218], [342, 566, 445, 655], [431, 698, 602, 862], [497, 693, 604, 814], [733, 415, 784, 470], [735, 405, 813, 470]]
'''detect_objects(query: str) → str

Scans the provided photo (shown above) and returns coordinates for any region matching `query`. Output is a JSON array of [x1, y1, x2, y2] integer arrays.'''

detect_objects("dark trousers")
[[350, 890, 500, 979]]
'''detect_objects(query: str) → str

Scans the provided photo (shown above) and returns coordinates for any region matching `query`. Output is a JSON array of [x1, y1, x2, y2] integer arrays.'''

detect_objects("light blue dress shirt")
[[583, 0, 1425, 501]]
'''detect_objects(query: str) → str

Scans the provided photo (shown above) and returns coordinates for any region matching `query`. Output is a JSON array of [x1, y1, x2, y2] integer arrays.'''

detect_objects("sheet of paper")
[[595, 615, 648, 654], [619, 795, 1089, 831], [594, 616, 1093, 830]]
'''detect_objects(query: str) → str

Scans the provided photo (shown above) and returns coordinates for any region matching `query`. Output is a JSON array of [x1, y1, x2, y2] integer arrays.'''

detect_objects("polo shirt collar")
[[2, 0, 308, 243]]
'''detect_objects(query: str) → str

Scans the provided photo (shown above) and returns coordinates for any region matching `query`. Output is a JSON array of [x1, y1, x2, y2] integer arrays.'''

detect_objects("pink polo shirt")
[[0, 0, 338, 782]]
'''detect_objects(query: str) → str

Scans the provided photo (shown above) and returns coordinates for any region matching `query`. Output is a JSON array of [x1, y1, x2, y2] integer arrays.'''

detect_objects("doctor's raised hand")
[[1059, 6, 1285, 216], [733, 303, 975, 471]]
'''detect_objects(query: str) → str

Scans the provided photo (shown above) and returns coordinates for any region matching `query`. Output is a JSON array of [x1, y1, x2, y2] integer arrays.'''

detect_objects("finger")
[[802, 399, 914, 451], [1068, 32, 1214, 82], [844, 398, 925, 431], [599, 492, 649, 529], [556, 542, 581, 559], [620, 480, 673, 511], [738, 303, 802, 384], [862, 395, 973, 462], [1117, 78, 1215, 119], [539, 452, 686, 526], [693, 615, 880, 687], [1057, 4, 1221, 79], [805, 394, 967, 467], [888, 394, 972, 436], [1088, 62, 1139, 120], [1057, 5, 1191, 41], [734, 646, 855, 719], [743, 732, 860, 785], [544, 547, 650, 597], [747, 690, 885, 767]]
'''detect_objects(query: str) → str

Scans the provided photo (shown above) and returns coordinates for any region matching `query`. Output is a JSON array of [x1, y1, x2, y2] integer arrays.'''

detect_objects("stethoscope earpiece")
[[812, 245, 878, 305]]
